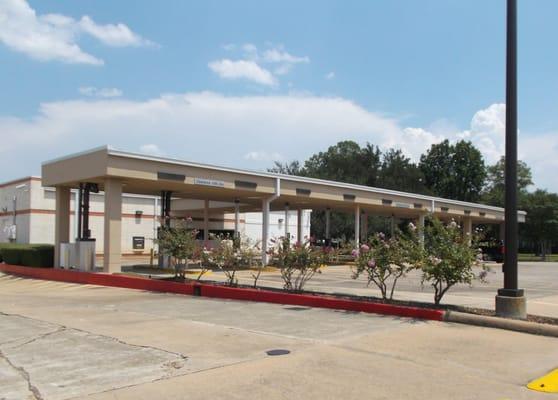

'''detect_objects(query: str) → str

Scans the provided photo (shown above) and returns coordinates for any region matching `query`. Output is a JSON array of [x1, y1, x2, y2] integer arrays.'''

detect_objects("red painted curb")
[[0, 264, 445, 321]]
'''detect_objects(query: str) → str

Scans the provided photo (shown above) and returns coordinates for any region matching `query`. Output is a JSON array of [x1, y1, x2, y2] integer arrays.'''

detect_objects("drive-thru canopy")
[[42, 146, 525, 273]]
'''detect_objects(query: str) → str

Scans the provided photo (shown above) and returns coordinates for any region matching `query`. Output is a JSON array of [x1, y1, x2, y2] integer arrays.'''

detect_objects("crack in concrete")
[[0, 348, 44, 400], [3, 327, 66, 349], [0, 310, 189, 361]]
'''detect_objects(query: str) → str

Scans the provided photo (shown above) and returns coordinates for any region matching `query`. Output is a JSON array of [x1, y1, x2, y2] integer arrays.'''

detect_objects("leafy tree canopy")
[[482, 156, 533, 207], [419, 140, 487, 202]]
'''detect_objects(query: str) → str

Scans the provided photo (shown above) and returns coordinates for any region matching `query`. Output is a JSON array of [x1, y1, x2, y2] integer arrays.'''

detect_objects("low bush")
[[421, 218, 488, 305], [352, 224, 423, 300], [0, 243, 54, 268], [269, 237, 332, 292]]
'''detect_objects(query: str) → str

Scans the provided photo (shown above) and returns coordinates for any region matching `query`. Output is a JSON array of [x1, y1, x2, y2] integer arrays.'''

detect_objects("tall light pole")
[[495, 0, 526, 319]]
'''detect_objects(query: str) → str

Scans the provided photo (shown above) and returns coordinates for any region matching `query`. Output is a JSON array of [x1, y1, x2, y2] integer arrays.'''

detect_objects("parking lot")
[[1, 271, 557, 399]]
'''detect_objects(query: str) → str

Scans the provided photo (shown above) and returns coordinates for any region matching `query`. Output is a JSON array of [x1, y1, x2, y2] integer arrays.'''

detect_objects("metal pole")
[[500, 0, 522, 297]]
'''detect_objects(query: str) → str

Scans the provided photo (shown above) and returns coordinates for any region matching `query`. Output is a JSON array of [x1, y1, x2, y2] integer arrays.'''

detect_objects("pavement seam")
[[330, 342, 522, 387], [2, 327, 66, 349], [0, 310, 190, 361], [71, 353, 274, 400]]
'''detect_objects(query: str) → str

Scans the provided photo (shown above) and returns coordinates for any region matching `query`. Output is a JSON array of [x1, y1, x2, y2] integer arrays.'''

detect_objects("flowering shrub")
[[202, 236, 261, 286], [269, 237, 332, 292], [352, 224, 423, 300], [421, 218, 488, 305], [155, 219, 200, 279]]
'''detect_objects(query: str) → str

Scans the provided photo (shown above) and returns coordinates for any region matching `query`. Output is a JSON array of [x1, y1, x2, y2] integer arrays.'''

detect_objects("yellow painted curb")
[[184, 270, 212, 276], [527, 369, 558, 393]]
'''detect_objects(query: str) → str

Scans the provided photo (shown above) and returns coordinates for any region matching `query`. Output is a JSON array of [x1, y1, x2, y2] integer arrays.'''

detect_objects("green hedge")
[[0, 244, 54, 268]]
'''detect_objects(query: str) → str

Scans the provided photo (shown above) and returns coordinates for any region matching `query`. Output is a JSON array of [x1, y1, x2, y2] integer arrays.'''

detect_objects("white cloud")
[[78, 15, 152, 47], [0, 0, 151, 65], [139, 144, 164, 156], [262, 48, 309, 64], [209, 44, 309, 85], [208, 59, 277, 86], [0, 94, 555, 191], [325, 72, 335, 80], [244, 151, 284, 162], [79, 87, 123, 98]]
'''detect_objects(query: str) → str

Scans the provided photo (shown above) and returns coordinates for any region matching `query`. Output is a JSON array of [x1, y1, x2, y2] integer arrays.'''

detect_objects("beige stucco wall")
[[0, 177, 303, 254]]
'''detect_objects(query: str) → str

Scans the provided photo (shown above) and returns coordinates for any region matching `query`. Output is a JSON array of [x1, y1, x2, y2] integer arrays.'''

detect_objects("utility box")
[[58, 240, 96, 271], [59, 243, 72, 268], [76, 239, 96, 272]]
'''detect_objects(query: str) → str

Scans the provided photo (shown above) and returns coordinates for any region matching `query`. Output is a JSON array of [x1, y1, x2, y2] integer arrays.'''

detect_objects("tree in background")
[[482, 156, 533, 207], [378, 149, 429, 194], [268, 160, 303, 175], [419, 140, 486, 202], [303, 140, 382, 185], [519, 190, 558, 259]]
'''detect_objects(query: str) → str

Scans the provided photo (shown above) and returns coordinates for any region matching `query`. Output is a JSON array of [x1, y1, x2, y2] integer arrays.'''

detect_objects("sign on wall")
[[132, 236, 145, 250]]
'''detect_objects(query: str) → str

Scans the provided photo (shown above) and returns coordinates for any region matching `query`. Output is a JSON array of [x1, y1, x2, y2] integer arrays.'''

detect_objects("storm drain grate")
[[266, 349, 291, 356]]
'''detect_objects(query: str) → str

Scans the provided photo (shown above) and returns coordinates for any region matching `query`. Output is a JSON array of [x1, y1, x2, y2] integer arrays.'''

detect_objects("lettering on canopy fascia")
[[157, 172, 186, 182], [194, 178, 225, 188], [296, 188, 311, 196], [394, 202, 411, 208], [235, 180, 258, 189], [343, 194, 356, 201]]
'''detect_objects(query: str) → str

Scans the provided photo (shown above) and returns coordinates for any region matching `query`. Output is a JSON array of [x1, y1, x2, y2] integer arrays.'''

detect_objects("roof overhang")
[[42, 146, 526, 223]]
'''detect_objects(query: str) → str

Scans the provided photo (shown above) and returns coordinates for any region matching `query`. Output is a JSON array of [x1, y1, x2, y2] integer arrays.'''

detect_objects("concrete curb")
[[3, 264, 558, 337], [444, 310, 558, 338], [0, 264, 444, 321]]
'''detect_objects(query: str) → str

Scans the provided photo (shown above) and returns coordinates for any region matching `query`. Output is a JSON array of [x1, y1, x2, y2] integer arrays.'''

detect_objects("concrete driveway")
[[0, 272, 557, 399]]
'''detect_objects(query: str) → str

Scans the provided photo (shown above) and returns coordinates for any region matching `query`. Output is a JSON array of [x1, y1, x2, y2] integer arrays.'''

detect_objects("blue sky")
[[1, 0, 557, 191]]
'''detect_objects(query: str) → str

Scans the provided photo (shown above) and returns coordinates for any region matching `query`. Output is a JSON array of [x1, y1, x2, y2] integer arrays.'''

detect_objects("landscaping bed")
[[150, 274, 558, 327]]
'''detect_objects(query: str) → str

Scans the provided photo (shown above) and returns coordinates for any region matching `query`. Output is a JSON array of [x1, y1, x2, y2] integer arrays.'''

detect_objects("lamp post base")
[[495, 290, 526, 319]]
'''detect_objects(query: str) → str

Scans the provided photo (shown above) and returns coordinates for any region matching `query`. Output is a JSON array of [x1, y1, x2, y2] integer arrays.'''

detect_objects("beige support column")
[[418, 213, 426, 245], [463, 217, 473, 245], [284, 203, 290, 238], [234, 199, 240, 238], [354, 205, 361, 247], [297, 208, 303, 243], [103, 179, 122, 273], [204, 199, 209, 244], [54, 186, 71, 268], [325, 208, 331, 240], [262, 198, 270, 265], [361, 211, 368, 242]]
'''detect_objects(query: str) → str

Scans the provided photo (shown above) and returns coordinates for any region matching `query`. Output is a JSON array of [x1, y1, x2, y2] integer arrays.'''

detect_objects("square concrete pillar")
[[54, 186, 71, 268], [325, 208, 331, 240], [297, 208, 303, 243], [284, 203, 290, 238], [354, 205, 361, 247], [463, 217, 473, 245], [103, 179, 122, 273], [361, 211, 368, 242], [418, 213, 426, 245], [261, 198, 270, 265], [203, 199, 209, 244]]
